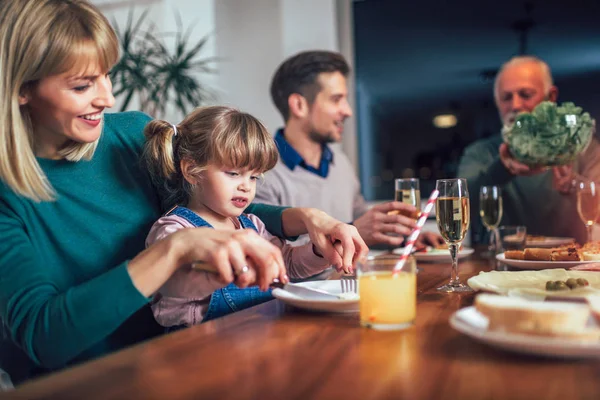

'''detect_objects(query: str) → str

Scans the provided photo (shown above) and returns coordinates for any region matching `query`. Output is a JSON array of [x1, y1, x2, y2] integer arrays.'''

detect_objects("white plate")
[[467, 269, 600, 300], [271, 280, 358, 313], [495, 253, 595, 269], [450, 307, 600, 359], [526, 236, 574, 247], [393, 247, 474, 263]]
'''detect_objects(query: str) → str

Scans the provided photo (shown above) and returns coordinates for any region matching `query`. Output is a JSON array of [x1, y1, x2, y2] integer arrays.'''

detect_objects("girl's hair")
[[0, 0, 119, 201], [143, 106, 279, 208]]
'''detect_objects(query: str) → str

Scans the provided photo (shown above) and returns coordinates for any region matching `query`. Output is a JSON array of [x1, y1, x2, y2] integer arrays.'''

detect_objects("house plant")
[[110, 10, 216, 118]]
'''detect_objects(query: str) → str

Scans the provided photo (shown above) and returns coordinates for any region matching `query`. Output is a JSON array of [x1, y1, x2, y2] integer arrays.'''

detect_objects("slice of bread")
[[475, 294, 596, 339]]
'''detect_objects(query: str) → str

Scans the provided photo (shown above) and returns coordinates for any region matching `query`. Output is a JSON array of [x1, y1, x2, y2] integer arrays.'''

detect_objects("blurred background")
[[96, 0, 600, 202]]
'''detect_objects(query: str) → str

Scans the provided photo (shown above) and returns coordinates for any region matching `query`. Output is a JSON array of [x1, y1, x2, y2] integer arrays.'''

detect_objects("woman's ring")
[[236, 265, 249, 276]]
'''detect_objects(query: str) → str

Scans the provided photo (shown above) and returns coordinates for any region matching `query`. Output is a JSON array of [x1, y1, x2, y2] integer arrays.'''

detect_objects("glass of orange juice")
[[357, 254, 417, 331]]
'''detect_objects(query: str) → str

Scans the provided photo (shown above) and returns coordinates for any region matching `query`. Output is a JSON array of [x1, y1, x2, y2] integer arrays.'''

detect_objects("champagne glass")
[[577, 180, 600, 243], [479, 186, 503, 256], [435, 178, 472, 292]]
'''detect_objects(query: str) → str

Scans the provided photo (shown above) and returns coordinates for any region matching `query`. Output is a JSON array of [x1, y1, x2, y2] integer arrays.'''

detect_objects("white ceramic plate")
[[449, 307, 600, 359], [495, 253, 595, 270], [271, 280, 359, 313], [393, 247, 474, 263], [526, 236, 575, 247], [467, 268, 600, 300]]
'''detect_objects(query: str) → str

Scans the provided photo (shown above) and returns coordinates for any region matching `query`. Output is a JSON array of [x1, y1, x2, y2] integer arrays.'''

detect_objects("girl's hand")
[[293, 208, 369, 274]]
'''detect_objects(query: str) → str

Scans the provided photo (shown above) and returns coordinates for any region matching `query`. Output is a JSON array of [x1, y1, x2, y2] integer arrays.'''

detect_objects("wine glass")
[[435, 178, 472, 292], [576, 180, 600, 243], [479, 186, 503, 257]]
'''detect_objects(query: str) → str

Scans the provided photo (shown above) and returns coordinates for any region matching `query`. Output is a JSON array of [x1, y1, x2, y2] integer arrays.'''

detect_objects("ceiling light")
[[433, 114, 457, 129]]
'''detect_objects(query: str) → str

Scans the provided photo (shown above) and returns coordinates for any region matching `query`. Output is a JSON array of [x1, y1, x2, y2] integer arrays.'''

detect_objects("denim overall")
[[167, 206, 274, 323]]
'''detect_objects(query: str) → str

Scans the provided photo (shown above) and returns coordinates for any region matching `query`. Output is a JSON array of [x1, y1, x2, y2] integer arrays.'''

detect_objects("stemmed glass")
[[576, 180, 600, 243], [435, 178, 472, 292], [479, 186, 503, 256]]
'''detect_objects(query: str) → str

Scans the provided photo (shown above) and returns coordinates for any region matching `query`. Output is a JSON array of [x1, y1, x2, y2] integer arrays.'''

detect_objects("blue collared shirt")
[[274, 129, 333, 178]]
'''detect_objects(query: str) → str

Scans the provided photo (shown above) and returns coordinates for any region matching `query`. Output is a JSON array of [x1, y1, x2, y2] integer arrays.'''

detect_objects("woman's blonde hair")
[[0, 0, 119, 201], [143, 106, 279, 208]]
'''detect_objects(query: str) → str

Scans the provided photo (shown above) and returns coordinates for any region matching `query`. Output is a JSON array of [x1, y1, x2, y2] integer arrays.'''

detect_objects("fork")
[[340, 274, 358, 294]]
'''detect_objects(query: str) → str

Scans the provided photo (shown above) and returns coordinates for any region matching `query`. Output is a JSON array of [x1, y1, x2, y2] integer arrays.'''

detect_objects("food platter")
[[467, 268, 600, 300], [495, 253, 595, 270]]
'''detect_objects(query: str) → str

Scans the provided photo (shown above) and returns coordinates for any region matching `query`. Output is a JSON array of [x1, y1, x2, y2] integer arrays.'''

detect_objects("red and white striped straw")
[[393, 188, 440, 274]]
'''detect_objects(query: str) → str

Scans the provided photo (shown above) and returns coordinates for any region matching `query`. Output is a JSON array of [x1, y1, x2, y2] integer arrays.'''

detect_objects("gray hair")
[[493, 56, 554, 99]]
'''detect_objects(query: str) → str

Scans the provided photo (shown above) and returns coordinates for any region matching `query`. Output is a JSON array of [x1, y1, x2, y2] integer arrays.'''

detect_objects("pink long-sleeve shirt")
[[146, 213, 329, 327]]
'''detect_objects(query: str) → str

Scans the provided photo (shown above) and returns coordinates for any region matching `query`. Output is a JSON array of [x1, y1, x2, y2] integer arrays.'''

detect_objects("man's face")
[[305, 71, 352, 144], [494, 62, 549, 126]]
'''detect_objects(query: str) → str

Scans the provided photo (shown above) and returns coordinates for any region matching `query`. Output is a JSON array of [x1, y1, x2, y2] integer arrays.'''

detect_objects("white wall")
[[94, 0, 358, 169], [213, 0, 283, 132]]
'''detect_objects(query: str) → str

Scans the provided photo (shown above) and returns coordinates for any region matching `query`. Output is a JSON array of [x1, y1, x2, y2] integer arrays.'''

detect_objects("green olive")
[[554, 281, 569, 291], [576, 278, 589, 287], [546, 281, 555, 291], [566, 278, 578, 289]]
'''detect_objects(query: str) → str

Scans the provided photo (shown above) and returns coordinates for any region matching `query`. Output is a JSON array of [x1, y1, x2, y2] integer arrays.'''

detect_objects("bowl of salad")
[[502, 101, 595, 167]]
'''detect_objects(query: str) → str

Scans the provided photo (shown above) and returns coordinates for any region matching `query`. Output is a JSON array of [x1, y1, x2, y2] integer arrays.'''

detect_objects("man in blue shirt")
[[256, 50, 443, 248]]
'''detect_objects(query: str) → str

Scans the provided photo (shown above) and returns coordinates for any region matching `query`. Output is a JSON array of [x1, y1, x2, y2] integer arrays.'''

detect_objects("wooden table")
[[7, 255, 600, 400]]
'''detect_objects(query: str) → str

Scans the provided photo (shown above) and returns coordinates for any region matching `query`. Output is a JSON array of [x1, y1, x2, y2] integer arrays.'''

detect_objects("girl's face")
[[191, 164, 262, 220], [20, 63, 115, 159]]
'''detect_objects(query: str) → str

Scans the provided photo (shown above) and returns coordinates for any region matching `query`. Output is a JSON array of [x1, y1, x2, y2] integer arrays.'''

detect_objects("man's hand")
[[499, 143, 546, 176], [552, 164, 577, 194], [415, 231, 445, 248], [353, 201, 419, 247]]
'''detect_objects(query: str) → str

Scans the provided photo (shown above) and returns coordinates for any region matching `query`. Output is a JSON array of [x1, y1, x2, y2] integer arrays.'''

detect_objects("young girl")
[[143, 106, 333, 326]]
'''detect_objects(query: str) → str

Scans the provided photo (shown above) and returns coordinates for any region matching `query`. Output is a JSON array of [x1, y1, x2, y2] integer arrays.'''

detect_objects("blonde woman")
[[0, 0, 366, 383]]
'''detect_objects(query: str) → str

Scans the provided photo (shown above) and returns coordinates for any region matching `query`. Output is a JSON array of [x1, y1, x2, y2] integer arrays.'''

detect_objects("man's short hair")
[[270, 50, 350, 122], [493, 55, 554, 99]]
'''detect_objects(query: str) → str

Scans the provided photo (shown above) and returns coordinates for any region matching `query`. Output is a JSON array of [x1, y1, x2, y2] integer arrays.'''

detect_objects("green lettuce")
[[502, 101, 595, 166]]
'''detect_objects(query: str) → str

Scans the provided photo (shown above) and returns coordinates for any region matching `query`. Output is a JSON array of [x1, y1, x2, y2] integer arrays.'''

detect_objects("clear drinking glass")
[[394, 178, 421, 220], [577, 180, 600, 243], [357, 255, 417, 331], [435, 178, 472, 292], [479, 186, 503, 255], [498, 226, 527, 252]]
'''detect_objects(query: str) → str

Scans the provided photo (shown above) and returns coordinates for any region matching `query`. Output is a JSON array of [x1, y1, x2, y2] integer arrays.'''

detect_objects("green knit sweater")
[[0, 111, 286, 375]]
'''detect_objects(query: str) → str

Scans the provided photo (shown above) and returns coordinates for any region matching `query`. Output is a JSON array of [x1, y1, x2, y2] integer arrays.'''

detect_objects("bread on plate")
[[475, 294, 600, 340]]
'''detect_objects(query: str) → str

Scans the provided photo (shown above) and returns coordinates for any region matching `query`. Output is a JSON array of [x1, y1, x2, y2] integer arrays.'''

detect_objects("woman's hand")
[[282, 208, 369, 274], [128, 228, 288, 296]]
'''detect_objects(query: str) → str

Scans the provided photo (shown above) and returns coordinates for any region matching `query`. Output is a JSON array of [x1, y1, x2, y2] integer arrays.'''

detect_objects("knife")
[[192, 261, 340, 300], [270, 281, 340, 300]]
